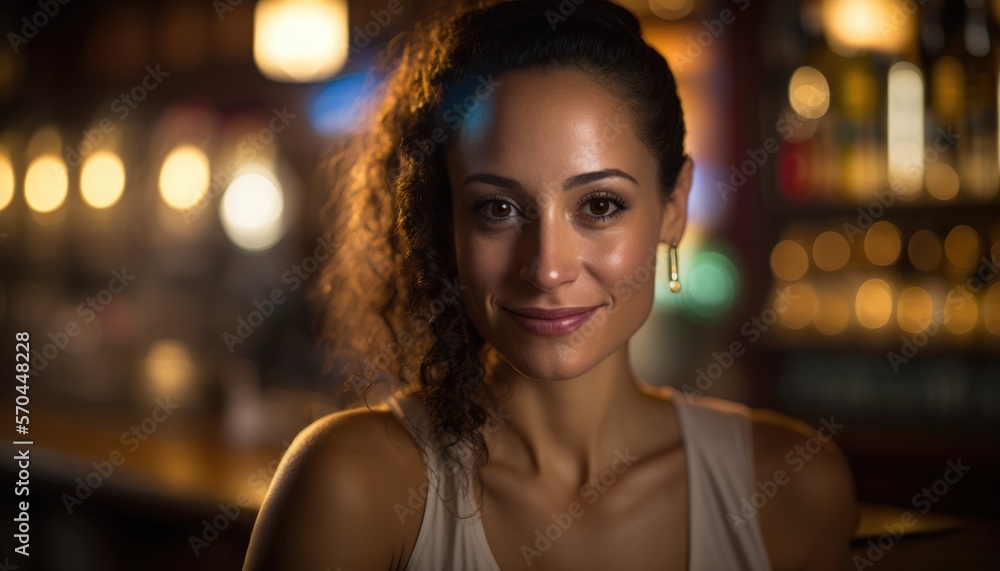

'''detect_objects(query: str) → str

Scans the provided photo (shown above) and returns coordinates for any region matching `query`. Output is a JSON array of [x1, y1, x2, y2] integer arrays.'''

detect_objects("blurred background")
[[0, 0, 997, 569]]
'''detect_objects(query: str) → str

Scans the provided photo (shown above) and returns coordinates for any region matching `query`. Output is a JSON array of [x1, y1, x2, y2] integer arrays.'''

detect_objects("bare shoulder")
[[748, 408, 859, 571], [243, 403, 428, 571]]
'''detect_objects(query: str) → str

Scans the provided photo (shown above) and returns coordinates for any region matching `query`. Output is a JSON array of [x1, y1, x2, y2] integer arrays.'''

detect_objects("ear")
[[659, 157, 694, 244]]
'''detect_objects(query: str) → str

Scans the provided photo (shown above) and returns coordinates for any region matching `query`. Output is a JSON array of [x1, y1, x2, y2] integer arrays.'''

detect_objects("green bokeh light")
[[656, 242, 741, 322]]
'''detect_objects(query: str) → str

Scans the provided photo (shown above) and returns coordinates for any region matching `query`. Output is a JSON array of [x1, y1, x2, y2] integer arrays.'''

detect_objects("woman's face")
[[444, 69, 691, 380]]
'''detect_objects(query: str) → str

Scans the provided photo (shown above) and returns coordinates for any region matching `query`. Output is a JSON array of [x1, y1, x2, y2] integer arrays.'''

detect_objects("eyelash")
[[579, 190, 631, 222], [470, 190, 631, 225], [469, 194, 514, 225]]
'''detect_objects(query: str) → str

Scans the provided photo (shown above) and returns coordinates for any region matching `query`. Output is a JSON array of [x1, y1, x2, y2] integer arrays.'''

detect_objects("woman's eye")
[[581, 197, 619, 218], [473, 197, 520, 224], [487, 200, 514, 218]]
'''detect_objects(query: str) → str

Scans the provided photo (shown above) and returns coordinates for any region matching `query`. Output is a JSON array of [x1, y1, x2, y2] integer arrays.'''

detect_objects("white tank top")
[[384, 385, 772, 570]]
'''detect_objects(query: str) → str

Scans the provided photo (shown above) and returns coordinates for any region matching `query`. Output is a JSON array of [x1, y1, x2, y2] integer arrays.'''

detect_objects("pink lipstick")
[[503, 306, 601, 336]]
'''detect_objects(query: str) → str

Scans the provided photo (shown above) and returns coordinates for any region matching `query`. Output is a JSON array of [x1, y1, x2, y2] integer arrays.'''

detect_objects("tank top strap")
[[665, 386, 772, 570], [384, 389, 494, 570]]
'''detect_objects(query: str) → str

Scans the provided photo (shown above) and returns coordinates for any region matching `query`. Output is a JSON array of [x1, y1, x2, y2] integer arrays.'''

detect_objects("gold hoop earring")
[[668, 239, 681, 293]]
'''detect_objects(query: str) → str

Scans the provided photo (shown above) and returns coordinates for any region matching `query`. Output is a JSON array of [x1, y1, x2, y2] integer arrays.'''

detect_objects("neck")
[[478, 342, 653, 489]]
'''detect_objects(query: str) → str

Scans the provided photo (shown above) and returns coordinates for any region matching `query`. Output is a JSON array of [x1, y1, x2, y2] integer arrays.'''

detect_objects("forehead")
[[443, 69, 653, 190]]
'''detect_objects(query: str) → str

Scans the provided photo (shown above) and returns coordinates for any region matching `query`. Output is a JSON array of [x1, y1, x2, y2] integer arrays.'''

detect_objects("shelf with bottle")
[[758, 0, 1000, 208], [757, 216, 1000, 349]]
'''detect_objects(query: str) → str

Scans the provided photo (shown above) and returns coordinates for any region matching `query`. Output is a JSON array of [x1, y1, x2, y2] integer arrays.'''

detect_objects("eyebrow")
[[461, 168, 639, 191]]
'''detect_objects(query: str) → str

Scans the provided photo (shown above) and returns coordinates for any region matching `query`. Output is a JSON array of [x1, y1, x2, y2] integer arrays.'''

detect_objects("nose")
[[519, 213, 580, 291]]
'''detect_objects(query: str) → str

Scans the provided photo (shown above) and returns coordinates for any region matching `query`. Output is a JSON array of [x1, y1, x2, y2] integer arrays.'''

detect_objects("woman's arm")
[[243, 409, 414, 571], [751, 409, 860, 571]]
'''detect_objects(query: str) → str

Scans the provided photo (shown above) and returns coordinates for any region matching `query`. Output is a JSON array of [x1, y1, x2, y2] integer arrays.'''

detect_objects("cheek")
[[456, 233, 510, 298], [588, 231, 658, 291]]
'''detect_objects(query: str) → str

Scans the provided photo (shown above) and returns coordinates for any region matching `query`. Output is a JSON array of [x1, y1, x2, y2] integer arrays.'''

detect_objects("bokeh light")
[[309, 72, 375, 136], [812, 230, 851, 271], [985, 283, 1000, 335], [680, 249, 740, 320], [897, 286, 934, 333], [0, 148, 13, 211], [856, 278, 893, 329], [779, 282, 819, 330], [944, 225, 981, 269], [771, 239, 809, 281], [253, 0, 348, 82], [944, 287, 978, 334], [925, 162, 960, 201], [887, 62, 924, 196], [144, 338, 196, 399], [81, 150, 126, 209], [159, 145, 210, 210], [649, 0, 695, 20], [821, 0, 912, 54], [815, 291, 851, 335], [864, 221, 902, 266], [789, 66, 831, 119], [220, 168, 286, 251], [24, 155, 68, 213]]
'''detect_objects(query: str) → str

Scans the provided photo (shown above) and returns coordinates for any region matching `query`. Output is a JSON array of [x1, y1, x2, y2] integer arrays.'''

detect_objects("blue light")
[[308, 72, 380, 136]]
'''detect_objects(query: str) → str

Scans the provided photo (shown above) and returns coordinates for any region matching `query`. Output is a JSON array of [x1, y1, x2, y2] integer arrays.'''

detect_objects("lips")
[[502, 305, 602, 336]]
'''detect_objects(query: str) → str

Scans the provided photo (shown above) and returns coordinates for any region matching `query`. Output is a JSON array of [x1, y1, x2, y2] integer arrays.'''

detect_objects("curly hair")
[[314, 0, 687, 513]]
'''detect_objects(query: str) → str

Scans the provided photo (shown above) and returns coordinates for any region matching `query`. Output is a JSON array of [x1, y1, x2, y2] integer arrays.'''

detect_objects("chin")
[[489, 340, 614, 381], [498, 357, 593, 382]]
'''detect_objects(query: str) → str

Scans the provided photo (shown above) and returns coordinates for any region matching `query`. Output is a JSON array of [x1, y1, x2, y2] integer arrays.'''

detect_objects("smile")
[[502, 306, 602, 336]]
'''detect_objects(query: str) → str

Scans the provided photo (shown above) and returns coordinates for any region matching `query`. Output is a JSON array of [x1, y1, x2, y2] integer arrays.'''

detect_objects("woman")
[[244, 1, 858, 569]]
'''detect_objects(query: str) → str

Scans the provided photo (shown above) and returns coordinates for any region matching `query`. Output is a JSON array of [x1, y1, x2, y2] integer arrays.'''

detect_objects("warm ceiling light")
[[0, 149, 14, 212], [81, 151, 126, 209], [789, 66, 831, 120], [159, 145, 210, 210], [25, 155, 68, 213], [220, 167, 286, 251], [821, 0, 913, 55], [253, 0, 348, 82]]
